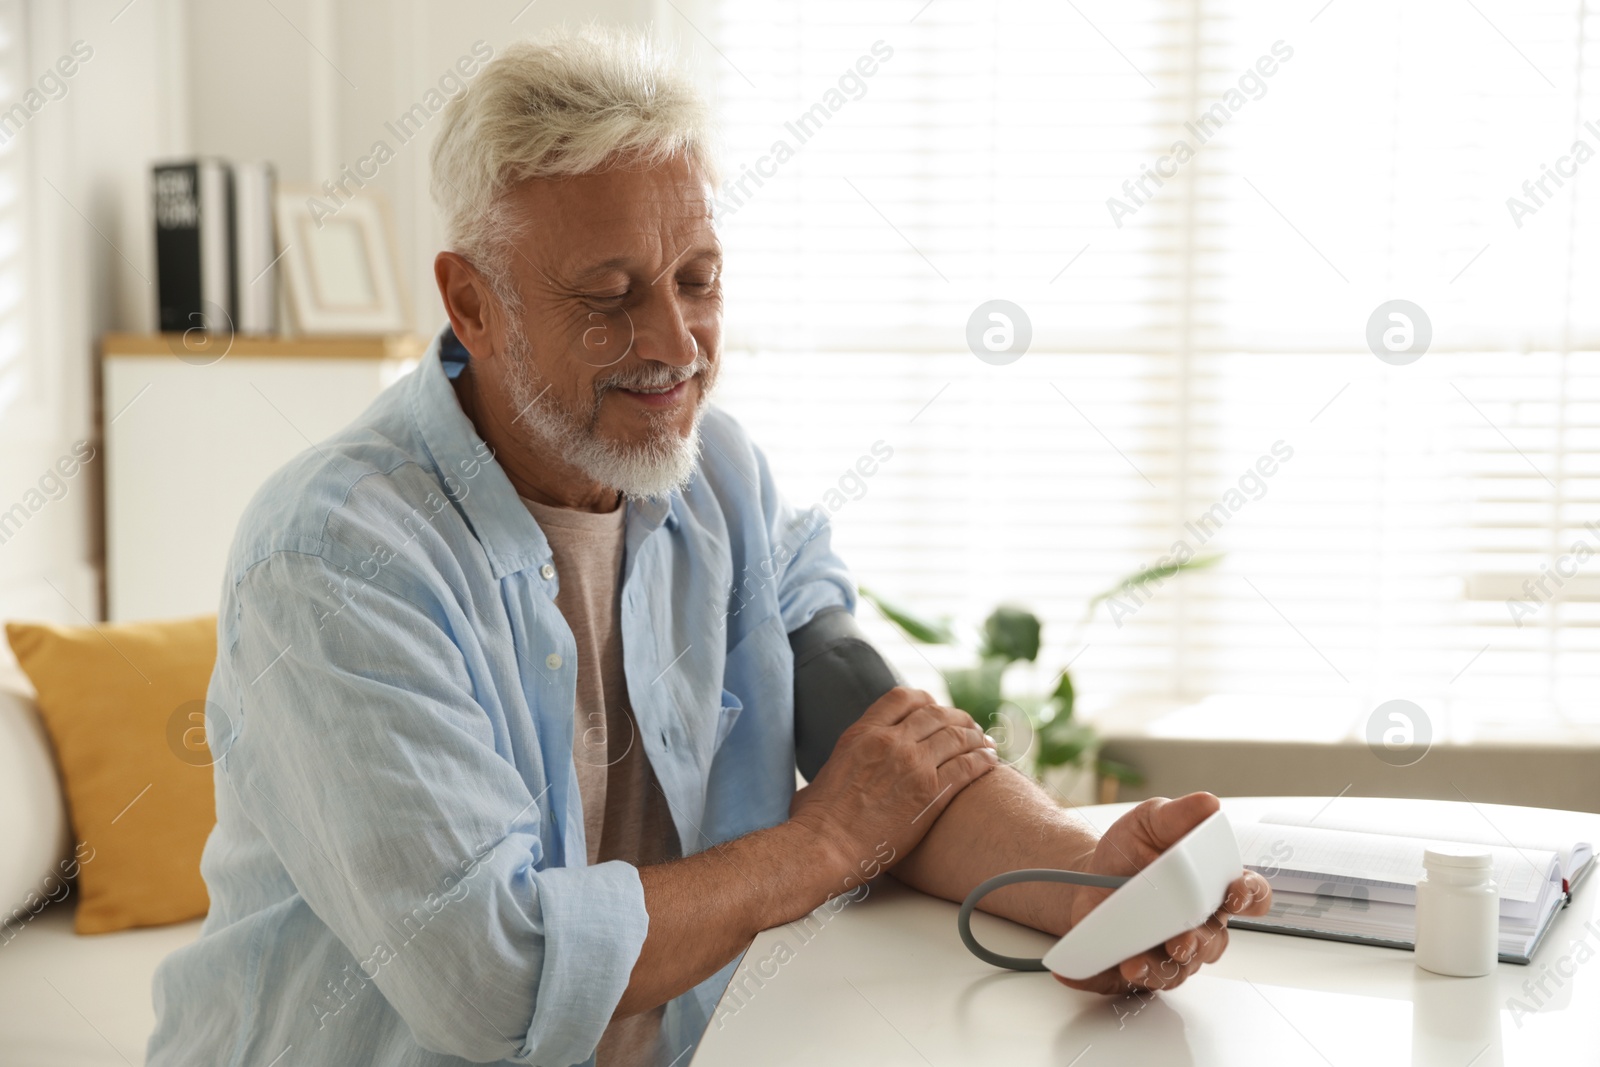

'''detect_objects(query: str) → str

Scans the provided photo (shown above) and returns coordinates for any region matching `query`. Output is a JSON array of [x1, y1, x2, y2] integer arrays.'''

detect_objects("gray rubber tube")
[[958, 869, 1132, 971]]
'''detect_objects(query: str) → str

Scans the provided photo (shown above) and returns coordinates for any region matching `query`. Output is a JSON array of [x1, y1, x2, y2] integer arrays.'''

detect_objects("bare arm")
[[614, 687, 998, 1016], [889, 767, 1273, 994], [888, 762, 1097, 938], [614, 818, 847, 1015]]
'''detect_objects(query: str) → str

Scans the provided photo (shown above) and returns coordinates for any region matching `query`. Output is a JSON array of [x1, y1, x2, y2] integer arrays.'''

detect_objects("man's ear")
[[435, 251, 498, 361]]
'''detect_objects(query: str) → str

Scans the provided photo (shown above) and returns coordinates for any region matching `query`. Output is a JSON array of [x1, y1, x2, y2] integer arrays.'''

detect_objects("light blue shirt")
[[147, 325, 854, 1067]]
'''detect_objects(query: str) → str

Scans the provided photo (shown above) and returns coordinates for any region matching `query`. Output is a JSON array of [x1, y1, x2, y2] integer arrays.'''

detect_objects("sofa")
[[0, 665, 201, 1065]]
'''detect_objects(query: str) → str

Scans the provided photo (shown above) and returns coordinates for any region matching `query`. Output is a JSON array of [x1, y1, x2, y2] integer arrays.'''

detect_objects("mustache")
[[596, 356, 715, 394]]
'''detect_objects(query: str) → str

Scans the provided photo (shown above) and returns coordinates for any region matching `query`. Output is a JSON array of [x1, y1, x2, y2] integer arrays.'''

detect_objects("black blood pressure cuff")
[[790, 605, 902, 781]]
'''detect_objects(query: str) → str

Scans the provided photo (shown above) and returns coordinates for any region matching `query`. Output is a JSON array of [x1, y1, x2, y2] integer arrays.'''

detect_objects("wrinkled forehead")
[[504, 155, 719, 277]]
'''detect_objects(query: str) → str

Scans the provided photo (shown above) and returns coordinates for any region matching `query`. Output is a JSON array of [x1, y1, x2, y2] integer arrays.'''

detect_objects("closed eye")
[[679, 271, 720, 294]]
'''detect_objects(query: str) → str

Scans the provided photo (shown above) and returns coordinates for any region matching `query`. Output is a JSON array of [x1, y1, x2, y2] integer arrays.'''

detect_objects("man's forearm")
[[614, 817, 853, 1017], [888, 763, 1099, 937], [616, 684, 1006, 1018]]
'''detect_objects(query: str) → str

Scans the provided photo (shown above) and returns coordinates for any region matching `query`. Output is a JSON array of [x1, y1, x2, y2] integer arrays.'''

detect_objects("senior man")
[[148, 28, 1270, 1067]]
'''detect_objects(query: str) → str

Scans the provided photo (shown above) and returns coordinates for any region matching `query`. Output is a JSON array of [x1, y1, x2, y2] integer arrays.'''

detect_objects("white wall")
[[0, 0, 189, 649], [186, 0, 660, 338], [2, 0, 680, 643]]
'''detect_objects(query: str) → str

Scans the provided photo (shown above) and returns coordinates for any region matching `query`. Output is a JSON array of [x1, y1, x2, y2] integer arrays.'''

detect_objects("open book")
[[1228, 798, 1595, 964]]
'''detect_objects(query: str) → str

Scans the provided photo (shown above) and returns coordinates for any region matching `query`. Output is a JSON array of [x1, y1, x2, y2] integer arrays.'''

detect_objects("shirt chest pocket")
[[711, 610, 788, 757], [715, 690, 744, 750]]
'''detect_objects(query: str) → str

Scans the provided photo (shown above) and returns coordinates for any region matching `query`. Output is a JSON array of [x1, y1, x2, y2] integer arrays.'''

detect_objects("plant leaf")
[[859, 586, 955, 645], [1094, 756, 1144, 786], [1034, 718, 1096, 769], [943, 658, 1007, 731], [980, 605, 1042, 663], [1086, 553, 1225, 615], [1048, 670, 1076, 721]]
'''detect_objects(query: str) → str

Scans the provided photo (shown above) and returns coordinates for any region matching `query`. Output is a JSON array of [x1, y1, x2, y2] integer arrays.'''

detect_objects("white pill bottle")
[[1414, 847, 1499, 977]]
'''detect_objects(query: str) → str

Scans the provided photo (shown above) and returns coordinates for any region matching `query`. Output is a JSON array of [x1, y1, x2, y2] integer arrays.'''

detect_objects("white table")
[[691, 797, 1599, 1066]]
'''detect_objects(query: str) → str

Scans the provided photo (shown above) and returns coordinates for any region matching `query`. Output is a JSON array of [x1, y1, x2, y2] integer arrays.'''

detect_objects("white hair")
[[429, 26, 717, 298]]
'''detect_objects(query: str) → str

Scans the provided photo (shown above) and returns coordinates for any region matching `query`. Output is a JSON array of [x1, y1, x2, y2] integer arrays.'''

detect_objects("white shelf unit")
[[101, 333, 425, 622]]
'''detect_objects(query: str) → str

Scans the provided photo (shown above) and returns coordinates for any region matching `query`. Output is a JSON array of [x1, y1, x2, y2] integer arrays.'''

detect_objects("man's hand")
[[1054, 792, 1273, 995], [788, 687, 999, 875], [617, 689, 996, 1018]]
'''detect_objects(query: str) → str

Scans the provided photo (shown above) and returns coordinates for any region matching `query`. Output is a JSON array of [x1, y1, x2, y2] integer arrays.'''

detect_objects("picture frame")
[[273, 186, 409, 335]]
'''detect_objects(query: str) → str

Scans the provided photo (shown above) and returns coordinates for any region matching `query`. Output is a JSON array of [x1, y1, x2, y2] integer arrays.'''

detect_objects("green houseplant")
[[862, 554, 1220, 802]]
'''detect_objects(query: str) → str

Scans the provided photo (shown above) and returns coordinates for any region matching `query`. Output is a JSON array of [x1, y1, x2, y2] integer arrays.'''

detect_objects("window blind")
[[0, 0, 26, 418], [704, 0, 1600, 737]]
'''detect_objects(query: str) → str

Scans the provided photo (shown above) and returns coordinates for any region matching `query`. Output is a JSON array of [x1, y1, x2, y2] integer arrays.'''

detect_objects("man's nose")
[[631, 291, 699, 367]]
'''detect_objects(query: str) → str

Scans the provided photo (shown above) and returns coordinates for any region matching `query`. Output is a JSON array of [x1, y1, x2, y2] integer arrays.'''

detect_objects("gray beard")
[[499, 317, 716, 501]]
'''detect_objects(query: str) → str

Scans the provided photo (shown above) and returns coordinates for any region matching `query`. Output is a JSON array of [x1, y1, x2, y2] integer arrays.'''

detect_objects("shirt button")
[[539, 563, 555, 580], [546, 653, 562, 670]]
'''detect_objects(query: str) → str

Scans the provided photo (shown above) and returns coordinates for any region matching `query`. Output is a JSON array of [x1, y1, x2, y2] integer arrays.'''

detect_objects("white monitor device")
[[1041, 810, 1243, 980]]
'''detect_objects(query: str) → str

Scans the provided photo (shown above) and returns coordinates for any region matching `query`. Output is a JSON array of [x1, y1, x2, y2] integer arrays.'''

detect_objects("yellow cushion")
[[5, 615, 217, 934]]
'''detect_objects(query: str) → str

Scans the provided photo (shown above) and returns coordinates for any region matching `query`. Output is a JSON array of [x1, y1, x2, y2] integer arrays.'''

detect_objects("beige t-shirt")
[[521, 495, 682, 1067]]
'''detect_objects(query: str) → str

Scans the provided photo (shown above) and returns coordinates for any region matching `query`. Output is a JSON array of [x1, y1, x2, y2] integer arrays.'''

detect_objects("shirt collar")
[[408, 324, 678, 580]]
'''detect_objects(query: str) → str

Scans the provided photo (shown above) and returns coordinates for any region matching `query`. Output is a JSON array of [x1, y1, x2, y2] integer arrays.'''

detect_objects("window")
[[0, 0, 27, 418], [702, 0, 1600, 736]]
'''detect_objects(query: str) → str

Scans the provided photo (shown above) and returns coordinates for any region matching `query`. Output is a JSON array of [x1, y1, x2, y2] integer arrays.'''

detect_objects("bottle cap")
[[1423, 847, 1493, 870]]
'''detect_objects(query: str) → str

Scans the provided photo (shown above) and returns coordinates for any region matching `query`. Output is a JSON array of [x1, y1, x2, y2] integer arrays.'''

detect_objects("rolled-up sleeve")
[[750, 445, 856, 634], [224, 549, 647, 1066]]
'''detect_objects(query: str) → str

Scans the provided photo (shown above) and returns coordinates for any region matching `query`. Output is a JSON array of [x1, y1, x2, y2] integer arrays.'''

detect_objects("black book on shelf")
[[152, 159, 235, 335]]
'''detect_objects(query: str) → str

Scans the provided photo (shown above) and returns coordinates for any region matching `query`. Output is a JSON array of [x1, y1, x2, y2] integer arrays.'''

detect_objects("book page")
[[1235, 821, 1556, 904], [1258, 797, 1592, 877]]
